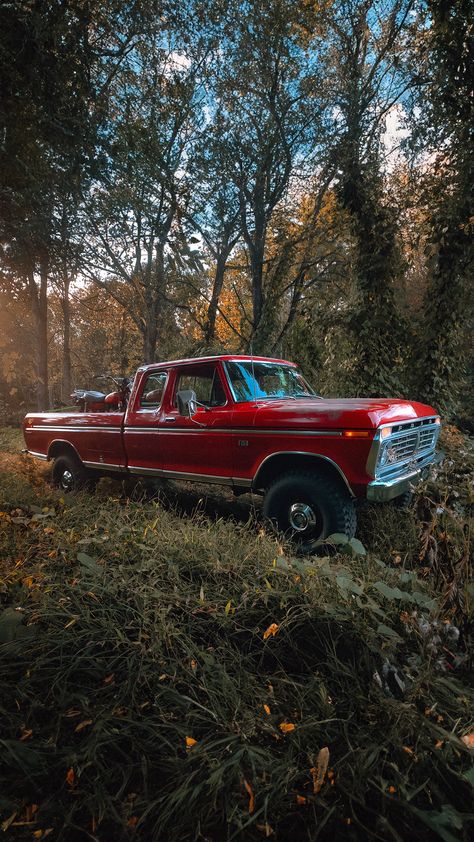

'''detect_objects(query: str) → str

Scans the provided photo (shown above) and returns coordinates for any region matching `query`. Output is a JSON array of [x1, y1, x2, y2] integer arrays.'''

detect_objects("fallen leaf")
[[435, 740, 444, 749], [127, 816, 139, 827], [263, 623, 279, 640], [75, 719, 93, 733], [256, 823, 274, 836], [103, 673, 115, 685], [402, 746, 414, 755], [190, 659, 197, 670], [185, 736, 197, 748], [296, 795, 307, 805], [20, 726, 33, 741], [311, 747, 330, 794], [279, 722, 296, 733], [387, 785, 397, 794], [263, 704, 271, 715], [461, 733, 474, 749], [243, 778, 255, 813], [66, 767, 75, 787]]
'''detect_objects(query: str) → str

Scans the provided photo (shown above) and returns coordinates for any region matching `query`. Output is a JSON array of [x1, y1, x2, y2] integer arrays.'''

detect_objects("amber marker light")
[[379, 426, 392, 440], [343, 430, 370, 438]]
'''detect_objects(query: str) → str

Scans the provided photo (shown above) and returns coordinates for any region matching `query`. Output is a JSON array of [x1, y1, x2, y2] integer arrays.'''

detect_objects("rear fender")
[[47, 440, 83, 464]]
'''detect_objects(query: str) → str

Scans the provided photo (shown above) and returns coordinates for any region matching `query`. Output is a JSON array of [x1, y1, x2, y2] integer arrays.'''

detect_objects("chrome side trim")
[[252, 451, 355, 497], [127, 466, 252, 487], [30, 423, 342, 437], [30, 425, 122, 433], [83, 461, 127, 473], [125, 427, 343, 436], [26, 450, 48, 461]]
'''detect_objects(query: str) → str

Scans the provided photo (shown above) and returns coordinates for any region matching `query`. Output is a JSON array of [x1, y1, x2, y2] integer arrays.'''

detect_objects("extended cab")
[[23, 355, 441, 551]]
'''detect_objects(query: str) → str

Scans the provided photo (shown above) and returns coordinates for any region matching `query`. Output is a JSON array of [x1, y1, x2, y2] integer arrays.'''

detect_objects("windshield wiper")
[[290, 392, 322, 399]]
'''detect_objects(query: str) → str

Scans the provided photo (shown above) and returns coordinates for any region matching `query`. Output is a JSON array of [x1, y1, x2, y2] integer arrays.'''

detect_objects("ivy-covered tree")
[[409, 0, 474, 414], [321, 0, 414, 395]]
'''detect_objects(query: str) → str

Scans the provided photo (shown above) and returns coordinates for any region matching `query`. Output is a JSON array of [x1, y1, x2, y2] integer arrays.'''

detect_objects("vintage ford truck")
[[23, 355, 441, 550]]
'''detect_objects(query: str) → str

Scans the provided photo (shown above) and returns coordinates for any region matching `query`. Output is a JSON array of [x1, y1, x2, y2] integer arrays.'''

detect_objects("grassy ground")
[[0, 426, 472, 841]]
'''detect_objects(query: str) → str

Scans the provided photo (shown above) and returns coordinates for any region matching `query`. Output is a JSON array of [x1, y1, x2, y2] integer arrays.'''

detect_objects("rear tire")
[[52, 453, 96, 492], [263, 470, 356, 554]]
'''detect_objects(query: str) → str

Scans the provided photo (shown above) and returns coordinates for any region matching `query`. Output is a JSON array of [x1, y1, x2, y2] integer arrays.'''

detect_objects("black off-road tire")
[[392, 490, 413, 509], [263, 470, 357, 554], [52, 453, 96, 493]]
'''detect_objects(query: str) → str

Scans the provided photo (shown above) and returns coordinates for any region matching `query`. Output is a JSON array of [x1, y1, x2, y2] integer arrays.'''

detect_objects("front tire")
[[52, 453, 96, 492], [263, 470, 356, 554]]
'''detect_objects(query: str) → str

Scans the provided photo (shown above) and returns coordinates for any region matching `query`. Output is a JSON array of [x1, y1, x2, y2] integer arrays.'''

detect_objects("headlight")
[[379, 445, 389, 467]]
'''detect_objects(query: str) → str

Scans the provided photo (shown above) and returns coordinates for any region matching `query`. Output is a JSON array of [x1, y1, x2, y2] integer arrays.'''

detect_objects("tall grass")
[[0, 426, 472, 840]]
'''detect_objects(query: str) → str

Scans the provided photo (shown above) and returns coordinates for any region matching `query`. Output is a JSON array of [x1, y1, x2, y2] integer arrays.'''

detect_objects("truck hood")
[[252, 397, 438, 430]]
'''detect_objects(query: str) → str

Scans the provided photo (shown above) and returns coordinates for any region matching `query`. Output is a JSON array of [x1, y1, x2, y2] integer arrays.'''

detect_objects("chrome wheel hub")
[[288, 502, 317, 532], [61, 469, 74, 491]]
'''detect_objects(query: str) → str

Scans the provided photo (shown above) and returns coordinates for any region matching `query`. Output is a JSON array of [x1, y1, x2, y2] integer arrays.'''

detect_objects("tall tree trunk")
[[27, 258, 49, 410], [61, 271, 72, 402], [205, 252, 227, 345], [249, 213, 266, 347], [37, 256, 49, 409], [142, 242, 167, 363]]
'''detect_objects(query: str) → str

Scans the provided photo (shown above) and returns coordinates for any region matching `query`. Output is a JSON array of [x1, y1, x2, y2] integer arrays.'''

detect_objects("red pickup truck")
[[23, 355, 441, 550]]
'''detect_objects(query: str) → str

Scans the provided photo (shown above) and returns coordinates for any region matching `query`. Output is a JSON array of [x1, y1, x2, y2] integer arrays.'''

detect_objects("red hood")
[[252, 397, 439, 430]]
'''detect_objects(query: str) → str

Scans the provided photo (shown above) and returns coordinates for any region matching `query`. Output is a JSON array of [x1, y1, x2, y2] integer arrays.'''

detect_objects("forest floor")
[[0, 426, 473, 842]]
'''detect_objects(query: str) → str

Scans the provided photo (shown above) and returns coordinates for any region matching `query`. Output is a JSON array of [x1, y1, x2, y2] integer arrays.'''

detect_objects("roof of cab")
[[136, 354, 296, 374]]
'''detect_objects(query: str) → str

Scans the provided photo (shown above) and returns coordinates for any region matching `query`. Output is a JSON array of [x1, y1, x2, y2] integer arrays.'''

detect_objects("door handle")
[[164, 417, 176, 423]]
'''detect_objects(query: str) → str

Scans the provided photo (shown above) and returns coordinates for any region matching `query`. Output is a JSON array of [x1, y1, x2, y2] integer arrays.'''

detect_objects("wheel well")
[[48, 440, 82, 463], [253, 453, 354, 497]]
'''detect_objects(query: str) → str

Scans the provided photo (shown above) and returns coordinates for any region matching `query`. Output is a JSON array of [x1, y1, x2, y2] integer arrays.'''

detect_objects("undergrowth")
[[0, 426, 472, 841]]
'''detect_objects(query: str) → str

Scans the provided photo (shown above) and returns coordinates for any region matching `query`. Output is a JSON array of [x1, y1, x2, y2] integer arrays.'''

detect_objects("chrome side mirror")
[[177, 389, 197, 418]]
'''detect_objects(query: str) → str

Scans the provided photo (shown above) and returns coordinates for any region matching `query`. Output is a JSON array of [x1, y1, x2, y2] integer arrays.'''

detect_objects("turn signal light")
[[343, 430, 370, 438]]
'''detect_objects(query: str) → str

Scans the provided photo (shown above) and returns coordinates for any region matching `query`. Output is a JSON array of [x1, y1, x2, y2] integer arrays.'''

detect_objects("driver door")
[[159, 362, 235, 483]]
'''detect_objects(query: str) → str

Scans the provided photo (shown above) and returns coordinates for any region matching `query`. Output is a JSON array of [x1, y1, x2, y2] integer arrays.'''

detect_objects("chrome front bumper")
[[367, 451, 444, 502]]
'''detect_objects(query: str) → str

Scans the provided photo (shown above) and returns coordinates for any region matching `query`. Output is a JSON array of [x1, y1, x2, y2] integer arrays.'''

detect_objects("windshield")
[[225, 360, 318, 402]]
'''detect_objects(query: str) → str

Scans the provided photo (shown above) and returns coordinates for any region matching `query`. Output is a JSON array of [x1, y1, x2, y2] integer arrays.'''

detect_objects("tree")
[[0, 0, 140, 407], [211, 0, 325, 352], [83, 26, 206, 362], [408, 0, 474, 413], [320, 0, 415, 395]]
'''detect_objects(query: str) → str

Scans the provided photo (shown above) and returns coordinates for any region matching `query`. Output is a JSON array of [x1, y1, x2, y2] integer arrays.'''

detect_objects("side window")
[[174, 366, 226, 408], [140, 372, 167, 407]]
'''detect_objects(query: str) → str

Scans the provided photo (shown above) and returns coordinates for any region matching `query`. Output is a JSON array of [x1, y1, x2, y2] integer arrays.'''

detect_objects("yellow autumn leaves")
[[263, 622, 279, 640]]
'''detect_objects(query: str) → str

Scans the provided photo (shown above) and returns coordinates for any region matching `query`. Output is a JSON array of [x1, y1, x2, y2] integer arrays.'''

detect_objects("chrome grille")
[[390, 432, 418, 460], [375, 417, 440, 479], [419, 428, 436, 450]]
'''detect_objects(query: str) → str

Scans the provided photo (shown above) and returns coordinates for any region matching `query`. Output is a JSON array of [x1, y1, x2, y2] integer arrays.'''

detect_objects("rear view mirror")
[[177, 389, 197, 418]]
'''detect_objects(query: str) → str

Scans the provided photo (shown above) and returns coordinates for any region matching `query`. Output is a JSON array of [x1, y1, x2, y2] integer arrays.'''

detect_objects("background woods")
[[0, 0, 473, 417]]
